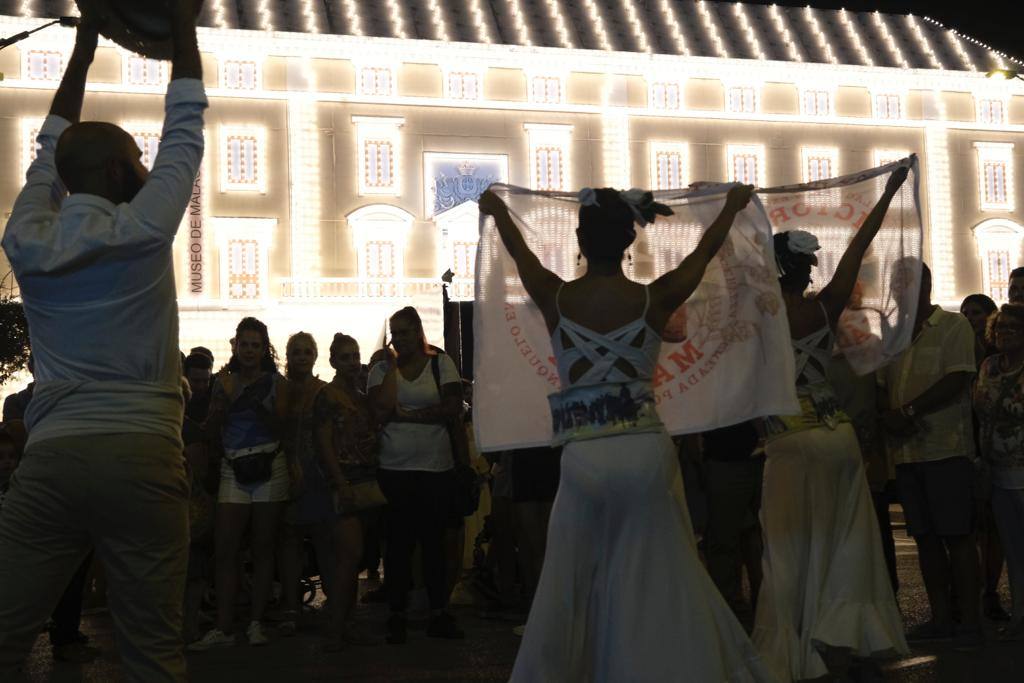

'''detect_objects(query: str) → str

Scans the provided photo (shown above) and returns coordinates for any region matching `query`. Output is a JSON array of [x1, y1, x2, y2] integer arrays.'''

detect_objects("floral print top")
[[974, 356, 1024, 489], [313, 384, 379, 482]]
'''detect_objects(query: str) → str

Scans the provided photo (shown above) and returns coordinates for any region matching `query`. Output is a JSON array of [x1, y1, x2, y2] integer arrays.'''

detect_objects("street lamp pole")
[[0, 16, 81, 81], [0, 16, 80, 50]]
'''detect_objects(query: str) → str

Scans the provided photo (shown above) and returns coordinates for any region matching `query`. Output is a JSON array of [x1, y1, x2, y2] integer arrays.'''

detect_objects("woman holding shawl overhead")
[[753, 166, 911, 681], [480, 184, 777, 682]]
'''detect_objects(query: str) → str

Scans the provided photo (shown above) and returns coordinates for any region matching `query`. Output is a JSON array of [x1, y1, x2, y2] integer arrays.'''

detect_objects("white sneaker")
[[246, 620, 269, 646], [187, 629, 235, 652]]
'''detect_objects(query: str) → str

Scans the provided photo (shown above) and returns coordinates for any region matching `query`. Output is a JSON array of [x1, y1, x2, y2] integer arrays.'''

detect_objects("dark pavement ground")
[[17, 520, 1024, 682]]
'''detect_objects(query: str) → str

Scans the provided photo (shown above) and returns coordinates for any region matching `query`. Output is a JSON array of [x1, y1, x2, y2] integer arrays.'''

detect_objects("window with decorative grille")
[[222, 60, 258, 90], [126, 56, 166, 86], [531, 76, 562, 104], [534, 146, 563, 190], [650, 81, 681, 110], [131, 132, 162, 170], [730, 153, 759, 185], [26, 50, 62, 80], [801, 89, 830, 116], [727, 87, 757, 113], [874, 93, 902, 119], [225, 135, 259, 186], [653, 150, 684, 190], [226, 239, 261, 300], [808, 157, 831, 181], [447, 71, 480, 100], [360, 67, 393, 96], [364, 140, 394, 189]]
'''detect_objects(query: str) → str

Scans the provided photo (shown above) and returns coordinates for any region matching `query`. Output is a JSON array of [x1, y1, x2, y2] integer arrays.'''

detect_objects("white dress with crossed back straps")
[[510, 286, 775, 683], [752, 305, 908, 681]]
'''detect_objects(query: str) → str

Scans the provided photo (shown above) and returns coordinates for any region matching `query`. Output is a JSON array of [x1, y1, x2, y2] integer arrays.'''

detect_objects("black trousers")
[[377, 469, 453, 613], [49, 552, 93, 647]]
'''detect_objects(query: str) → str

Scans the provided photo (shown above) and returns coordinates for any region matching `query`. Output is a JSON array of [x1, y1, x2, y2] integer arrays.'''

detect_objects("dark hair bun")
[[578, 188, 637, 258], [773, 232, 816, 291]]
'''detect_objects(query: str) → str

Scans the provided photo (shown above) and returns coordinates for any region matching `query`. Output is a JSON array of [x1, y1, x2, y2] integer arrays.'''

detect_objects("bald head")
[[55, 122, 148, 203]]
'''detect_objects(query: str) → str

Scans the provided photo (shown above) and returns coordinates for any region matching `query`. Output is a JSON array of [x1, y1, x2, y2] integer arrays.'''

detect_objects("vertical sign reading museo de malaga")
[[188, 168, 203, 296]]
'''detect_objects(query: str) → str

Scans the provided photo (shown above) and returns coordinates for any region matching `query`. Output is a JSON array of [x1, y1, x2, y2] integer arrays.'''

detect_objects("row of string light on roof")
[[7, 1, 1015, 72]]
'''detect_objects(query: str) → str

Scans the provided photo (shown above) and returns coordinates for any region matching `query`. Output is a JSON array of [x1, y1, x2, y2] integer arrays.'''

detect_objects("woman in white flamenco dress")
[[479, 184, 777, 683], [753, 167, 911, 681]]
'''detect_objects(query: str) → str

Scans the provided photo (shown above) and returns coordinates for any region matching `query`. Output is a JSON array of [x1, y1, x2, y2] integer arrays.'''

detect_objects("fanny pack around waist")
[[548, 380, 663, 446], [225, 442, 280, 485]]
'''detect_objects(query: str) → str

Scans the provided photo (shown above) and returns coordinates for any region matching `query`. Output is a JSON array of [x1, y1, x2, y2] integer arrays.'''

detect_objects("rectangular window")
[[988, 250, 1012, 301], [353, 116, 404, 196], [226, 135, 258, 187], [125, 56, 165, 86], [359, 67, 393, 96], [535, 146, 563, 191], [131, 132, 162, 170], [652, 149, 685, 190], [983, 161, 1009, 207], [728, 145, 764, 186], [222, 60, 259, 90], [525, 123, 571, 192], [447, 71, 480, 100], [978, 98, 1005, 125], [974, 142, 1015, 212], [364, 140, 394, 189], [807, 156, 831, 182], [801, 89, 830, 116], [874, 93, 902, 119], [26, 50, 62, 80], [733, 155, 758, 184], [452, 240, 477, 279], [530, 76, 562, 104], [802, 148, 838, 183], [365, 241, 396, 278], [726, 86, 757, 114], [226, 239, 261, 300], [650, 81, 681, 110]]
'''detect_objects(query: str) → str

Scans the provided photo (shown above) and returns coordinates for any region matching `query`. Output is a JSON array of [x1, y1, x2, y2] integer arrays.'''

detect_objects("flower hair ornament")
[[776, 229, 820, 274], [577, 187, 674, 229]]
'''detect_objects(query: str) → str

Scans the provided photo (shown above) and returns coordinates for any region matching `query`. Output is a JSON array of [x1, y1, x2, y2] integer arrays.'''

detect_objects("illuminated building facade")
[[1, 2, 1023, 373]]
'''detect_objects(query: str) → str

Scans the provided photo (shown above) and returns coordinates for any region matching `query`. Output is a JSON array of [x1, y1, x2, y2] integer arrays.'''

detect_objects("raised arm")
[[49, 20, 98, 123], [479, 189, 562, 327], [170, 1, 203, 82], [817, 164, 910, 325], [126, 2, 207, 241], [648, 185, 753, 330], [2, 22, 97, 255]]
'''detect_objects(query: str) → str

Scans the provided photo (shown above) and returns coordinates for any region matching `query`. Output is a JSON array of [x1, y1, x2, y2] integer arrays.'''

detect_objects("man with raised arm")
[[0, 5, 205, 681]]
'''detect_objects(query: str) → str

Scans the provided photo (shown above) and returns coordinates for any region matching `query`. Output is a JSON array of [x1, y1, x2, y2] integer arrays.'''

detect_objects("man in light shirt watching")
[[881, 264, 983, 649], [0, 5, 205, 681]]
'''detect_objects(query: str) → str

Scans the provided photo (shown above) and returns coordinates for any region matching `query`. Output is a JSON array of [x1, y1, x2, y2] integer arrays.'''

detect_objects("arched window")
[[973, 219, 1024, 302], [347, 205, 414, 298]]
